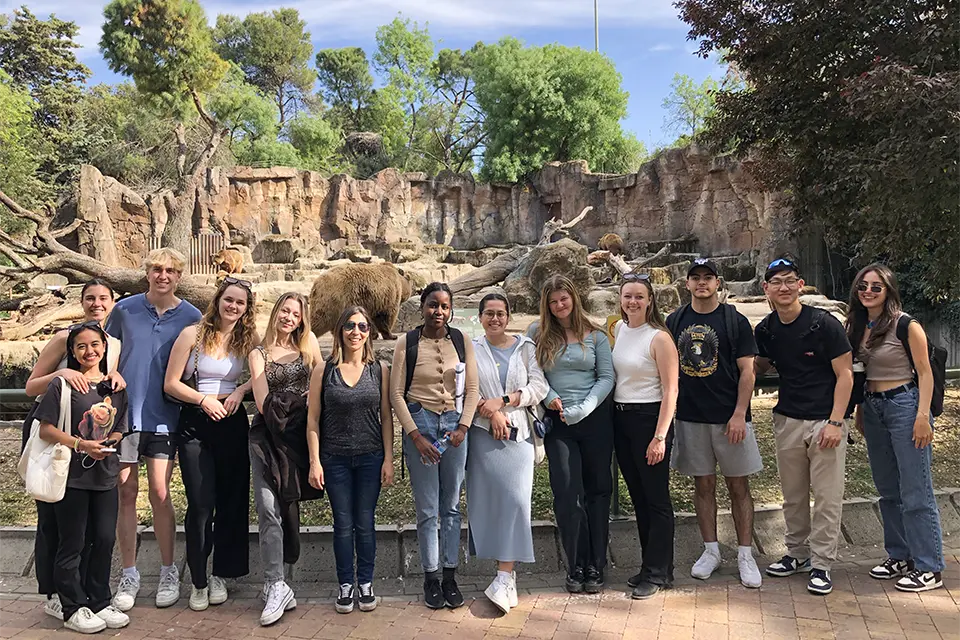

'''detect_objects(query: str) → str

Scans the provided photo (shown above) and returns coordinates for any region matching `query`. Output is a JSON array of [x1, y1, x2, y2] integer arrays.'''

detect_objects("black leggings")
[[177, 406, 251, 588], [53, 486, 118, 621], [614, 402, 675, 586], [543, 398, 614, 573]]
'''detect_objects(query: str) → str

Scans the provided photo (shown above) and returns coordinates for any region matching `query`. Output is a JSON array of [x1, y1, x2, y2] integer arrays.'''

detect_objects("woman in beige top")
[[390, 282, 479, 610], [846, 263, 944, 593]]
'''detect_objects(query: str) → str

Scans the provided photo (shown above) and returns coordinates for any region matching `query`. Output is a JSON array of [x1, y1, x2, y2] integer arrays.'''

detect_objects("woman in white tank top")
[[164, 278, 260, 610], [610, 274, 679, 600]]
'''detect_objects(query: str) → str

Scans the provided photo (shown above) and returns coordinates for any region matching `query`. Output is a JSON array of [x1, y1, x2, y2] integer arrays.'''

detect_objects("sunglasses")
[[69, 320, 102, 332], [767, 258, 795, 269], [222, 276, 253, 289], [343, 321, 370, 333], [856, 283, 885, 293], [622, 273, 651, 281]]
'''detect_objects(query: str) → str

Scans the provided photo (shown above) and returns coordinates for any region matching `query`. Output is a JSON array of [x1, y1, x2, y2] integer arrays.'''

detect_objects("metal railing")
[[147, 231, 225, 276]]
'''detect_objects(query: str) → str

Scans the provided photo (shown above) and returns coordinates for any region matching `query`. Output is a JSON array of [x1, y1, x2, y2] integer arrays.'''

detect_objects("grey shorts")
[[670, 419, 763, 477], [118, 431, 177, 464]]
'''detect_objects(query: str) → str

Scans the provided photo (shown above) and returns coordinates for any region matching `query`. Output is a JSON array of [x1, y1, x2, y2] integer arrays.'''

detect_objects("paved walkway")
[[1, 553, 958, 640]]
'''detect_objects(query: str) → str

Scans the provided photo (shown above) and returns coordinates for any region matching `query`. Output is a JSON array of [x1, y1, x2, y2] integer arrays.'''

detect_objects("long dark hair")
[[329, 306, 376, 365], [845, 263, 902, 351], [66, 323, 110, 376], [81, 279, 115, 299]]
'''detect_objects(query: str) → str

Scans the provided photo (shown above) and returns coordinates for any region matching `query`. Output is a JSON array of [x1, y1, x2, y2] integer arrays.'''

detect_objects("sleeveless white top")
[[611, 321, 663, 403], [184, 349, 244, 395]]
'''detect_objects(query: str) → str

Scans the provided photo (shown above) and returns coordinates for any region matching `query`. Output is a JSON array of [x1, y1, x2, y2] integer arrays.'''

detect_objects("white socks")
[[705, 541, 720, 555], [160, 564, 176, 579], [738, 545, 753, 557], [497, 570, 512, 583], [122, 567, 139, 581]]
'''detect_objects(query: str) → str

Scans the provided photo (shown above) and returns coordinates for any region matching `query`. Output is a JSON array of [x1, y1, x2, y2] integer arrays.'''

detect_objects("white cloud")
[[648, 43, 675, 52]]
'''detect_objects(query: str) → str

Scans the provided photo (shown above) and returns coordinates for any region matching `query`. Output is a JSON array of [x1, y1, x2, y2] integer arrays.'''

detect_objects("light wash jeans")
[[251, 445, 286, 583], [863, 386, 945, 573], [403, 405, 467, 573]]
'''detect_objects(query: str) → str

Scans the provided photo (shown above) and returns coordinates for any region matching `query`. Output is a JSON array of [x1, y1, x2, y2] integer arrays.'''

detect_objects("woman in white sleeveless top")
[[611, 274, 679, 600]]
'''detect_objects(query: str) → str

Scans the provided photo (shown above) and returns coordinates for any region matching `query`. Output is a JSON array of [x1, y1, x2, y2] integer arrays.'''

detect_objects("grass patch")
[[2, 390, 959, 526]]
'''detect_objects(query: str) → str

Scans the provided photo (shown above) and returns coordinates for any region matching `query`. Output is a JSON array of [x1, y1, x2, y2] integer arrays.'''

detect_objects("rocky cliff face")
[[73, 144, 794, 268]]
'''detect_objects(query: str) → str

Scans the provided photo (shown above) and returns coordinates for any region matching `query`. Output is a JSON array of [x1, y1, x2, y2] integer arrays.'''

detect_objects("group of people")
[[22, 246, 945, 635]]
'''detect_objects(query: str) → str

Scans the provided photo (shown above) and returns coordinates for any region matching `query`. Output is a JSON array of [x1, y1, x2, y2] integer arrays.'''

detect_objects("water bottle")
[[422, 433, 451, 466]]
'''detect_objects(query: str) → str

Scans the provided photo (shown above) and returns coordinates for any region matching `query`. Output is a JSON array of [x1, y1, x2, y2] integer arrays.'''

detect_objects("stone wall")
[[73, 144, 794, 268]]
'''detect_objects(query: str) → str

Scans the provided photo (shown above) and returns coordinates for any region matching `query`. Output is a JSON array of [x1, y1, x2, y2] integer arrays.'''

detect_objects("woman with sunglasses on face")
[[468, 293, 548, 614], [24, 279, 124, 622], [34, 322, 130, 633], [611, 274, 679, 599], [164, 277, 259, 611], [390, 282, 479, 610], [846, 264, 945, 593], [249, 293, 322, 626], [527, 275, 614, 594], [307, 307, 393, 615]]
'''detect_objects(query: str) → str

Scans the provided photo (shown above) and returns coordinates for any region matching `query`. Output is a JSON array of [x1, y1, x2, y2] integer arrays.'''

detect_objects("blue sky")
[[15, 0, 724, 150]]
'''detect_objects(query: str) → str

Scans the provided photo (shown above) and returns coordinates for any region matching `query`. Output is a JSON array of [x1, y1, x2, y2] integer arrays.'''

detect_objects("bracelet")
[[74, 438, 80, 452], [198, 395, 207, 408]]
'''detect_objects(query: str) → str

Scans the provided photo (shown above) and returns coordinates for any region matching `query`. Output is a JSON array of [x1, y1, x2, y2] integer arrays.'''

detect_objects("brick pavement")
[[1, 554, 958, 640]]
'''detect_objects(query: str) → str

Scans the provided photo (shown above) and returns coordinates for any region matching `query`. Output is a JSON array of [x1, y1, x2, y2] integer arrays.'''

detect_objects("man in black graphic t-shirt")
[[666, 259, 763, 589]]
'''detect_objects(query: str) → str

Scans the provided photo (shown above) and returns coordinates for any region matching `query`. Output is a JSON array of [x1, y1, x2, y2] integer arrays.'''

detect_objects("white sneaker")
[[691, 548, 722, 580], [508, 572, 519, 608], [208, 576, 228, 605], [156, 567, 181, 608], [95, 605, 130, 629], [189, 586, 209, 611], [64, 607, 106, 634], [260, 580, 295, 626], [113, 574, 140, 612], [738, 552, 762, 588], [44, 594, 63, 620], [484, 574, 512, 614]]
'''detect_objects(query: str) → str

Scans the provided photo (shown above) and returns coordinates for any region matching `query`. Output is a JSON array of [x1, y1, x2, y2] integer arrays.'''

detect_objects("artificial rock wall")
[[73, 144, 794, 268]]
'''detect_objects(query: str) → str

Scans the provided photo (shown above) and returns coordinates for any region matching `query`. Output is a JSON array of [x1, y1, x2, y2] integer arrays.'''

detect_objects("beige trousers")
[[772, 413, 847, 570]]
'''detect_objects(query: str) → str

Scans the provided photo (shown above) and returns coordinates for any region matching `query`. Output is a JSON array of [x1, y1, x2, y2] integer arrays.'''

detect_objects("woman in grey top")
[[468, 293, 548, 614], [307, 306, 394, 615]]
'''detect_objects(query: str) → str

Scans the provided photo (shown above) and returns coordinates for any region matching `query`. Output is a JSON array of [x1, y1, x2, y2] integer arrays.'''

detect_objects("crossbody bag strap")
[[57, 377, 71, 435]]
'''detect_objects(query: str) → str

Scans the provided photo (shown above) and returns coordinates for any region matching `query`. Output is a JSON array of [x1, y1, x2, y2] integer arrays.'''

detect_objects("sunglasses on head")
[[344, 321, 370, 333], [69, 320, 102, 332], [856, 282, 885, 293], [622, 273, 651, 281], [767, 258, 794, 269], [222, 276, 253, 290]]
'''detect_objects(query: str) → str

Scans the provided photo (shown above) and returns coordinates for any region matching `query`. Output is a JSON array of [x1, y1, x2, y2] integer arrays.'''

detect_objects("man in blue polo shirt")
[[104, 248, 202, 611]]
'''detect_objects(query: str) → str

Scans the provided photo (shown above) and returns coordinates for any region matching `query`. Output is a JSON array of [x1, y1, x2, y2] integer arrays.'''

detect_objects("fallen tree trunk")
[[537, 206, 593, 245], [0, 300, 83, 340], [448, 246, 530, 295]]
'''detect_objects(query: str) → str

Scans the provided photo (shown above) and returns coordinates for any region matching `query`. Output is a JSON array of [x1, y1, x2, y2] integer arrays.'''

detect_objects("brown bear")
[[598, 232, 624, 255], [212, 248, 245, 285], [309, 263, 415, 340]]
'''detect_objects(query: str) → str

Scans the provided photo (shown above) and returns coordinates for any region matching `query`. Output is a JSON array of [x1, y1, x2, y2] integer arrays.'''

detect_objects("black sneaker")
[[807, 569, 833, 595], [766, 555, 812, 577], [631, 581, 661, 600], [441, 578, 464, 608], [869, 558, 911, 580], [565, 567, 585, 594], [423, 579, 444, 609], [357, 582, 377, 612], [335, 583, 355, 614], [626, 572, 643, 589], [583, 567, 604, 594], [895, 570, 943, 593]]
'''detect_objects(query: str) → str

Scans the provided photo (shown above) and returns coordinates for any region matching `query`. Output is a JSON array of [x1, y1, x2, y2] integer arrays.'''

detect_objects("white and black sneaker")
[[807, 569, 833, 595], [895, 570, 943, 593], [358, 583, 378, 612], [336, 583, 355, 614], [766, 555, 812, 577], [870, 558, 911, 580]]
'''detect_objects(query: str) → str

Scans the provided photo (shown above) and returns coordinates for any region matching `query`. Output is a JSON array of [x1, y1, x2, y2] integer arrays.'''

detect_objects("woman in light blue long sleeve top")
[[526, 275, 615, 594]]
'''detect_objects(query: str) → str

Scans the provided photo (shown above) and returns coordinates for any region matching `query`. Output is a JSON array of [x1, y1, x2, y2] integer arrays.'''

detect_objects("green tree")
[[428, 46, 485, 173], [660, 73, 717, 141], [0, 71, 49, 228], [315, 47, 375, 132], [213, 9, 314, 126], [101, 0, 230, 256], [473, 38, 632, 182], [677, 0, 959, 305], [288, 113, 345, 173]]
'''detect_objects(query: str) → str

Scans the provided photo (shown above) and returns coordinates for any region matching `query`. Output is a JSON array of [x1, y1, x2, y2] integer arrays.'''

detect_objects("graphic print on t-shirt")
[[79, 396, 117, 441], [678, 324, 719, 377]]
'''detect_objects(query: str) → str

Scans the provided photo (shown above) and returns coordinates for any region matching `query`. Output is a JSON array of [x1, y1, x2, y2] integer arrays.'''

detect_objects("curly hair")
[[197, 281, 258, 359], [534, 275, 597, 371]]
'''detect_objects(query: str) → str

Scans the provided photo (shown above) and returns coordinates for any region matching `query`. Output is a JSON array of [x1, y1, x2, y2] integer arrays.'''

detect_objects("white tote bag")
[[18, 377, 72, 503]]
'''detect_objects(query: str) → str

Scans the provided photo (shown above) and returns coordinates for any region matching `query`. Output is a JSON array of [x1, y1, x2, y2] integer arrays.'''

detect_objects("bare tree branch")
[[51, 219, 83, 239]]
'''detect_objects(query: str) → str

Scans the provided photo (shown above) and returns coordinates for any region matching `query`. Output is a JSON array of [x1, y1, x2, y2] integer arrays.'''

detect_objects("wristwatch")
[[827, 419, 843, 427], [654, 434, 666, 442], [502, 394, 511, 406]]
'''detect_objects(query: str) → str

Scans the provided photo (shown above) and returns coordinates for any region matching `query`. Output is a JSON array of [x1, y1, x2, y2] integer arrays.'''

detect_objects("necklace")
[[866, 319, 877, 330]]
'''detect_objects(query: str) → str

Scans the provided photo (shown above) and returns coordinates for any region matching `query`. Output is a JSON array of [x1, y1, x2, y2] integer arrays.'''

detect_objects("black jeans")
[[543, 398, 614, 573], [614, 402, 675, 586], [53, 486, 118, 621], [178, 407, 251, 588], [35, 501, 58, 596]]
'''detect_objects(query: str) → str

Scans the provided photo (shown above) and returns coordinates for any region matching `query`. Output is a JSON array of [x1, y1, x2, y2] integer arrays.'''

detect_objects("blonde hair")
[[329, 306, 376, 366], [619, 277, 669, 332], [143, 247, 187, 274], [534, 275, 597, 371], [197, 281, 258, 360], [262, 292, 315, 369]]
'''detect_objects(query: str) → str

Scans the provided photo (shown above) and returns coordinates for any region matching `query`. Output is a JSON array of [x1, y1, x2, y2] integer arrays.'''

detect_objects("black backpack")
[[755, 306, 830, 368], [402, 325, 466, 398], [667, 303, 741, 374], [896, 314, 947, 417]]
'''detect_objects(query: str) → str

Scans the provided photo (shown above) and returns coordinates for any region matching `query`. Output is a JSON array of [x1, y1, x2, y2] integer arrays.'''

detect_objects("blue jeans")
[[322, 451, 384, 585], [403, 405, 467, 573], [863, 386, 945, 573]]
